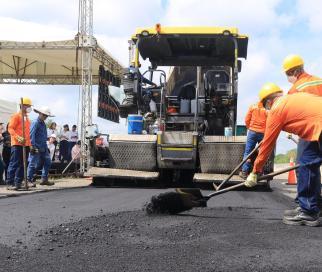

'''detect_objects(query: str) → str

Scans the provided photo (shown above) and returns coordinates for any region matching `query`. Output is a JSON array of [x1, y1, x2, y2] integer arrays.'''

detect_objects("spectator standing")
[[27, 106, 55, 186], [59, 124, 70, 162], [69, 125, 78, 155], [6, 97, 32, 190], [2, 124, 11, 180], [71, 140, 81, 172], [47, 122, 58, 159], [0, 123, 4, 184], [47, 122, 58, 138], [47, 134, 56, 161]]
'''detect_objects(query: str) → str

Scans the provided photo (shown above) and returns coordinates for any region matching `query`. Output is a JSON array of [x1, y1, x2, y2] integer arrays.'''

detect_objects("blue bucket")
[[128, 114, 143, 134]]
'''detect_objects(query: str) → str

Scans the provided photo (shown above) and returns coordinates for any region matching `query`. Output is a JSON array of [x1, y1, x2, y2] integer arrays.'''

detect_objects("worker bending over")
[[239, 100, 267, 179], [245, 83, 322, 227]]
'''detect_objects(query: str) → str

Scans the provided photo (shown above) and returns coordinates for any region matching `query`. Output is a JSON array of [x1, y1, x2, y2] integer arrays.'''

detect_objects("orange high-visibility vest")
[[8, 112, 31, 146], [253, 93, 322, 173], [245, 102, 267, 133], [288, 72, 322, 96]]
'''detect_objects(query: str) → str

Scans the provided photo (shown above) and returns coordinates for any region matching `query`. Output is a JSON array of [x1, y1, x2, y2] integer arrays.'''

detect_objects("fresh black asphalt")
[[0, 183, 321, 272]]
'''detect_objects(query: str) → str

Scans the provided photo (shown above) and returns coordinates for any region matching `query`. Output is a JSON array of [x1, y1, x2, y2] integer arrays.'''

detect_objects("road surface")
[[0, 182, 321, 272]]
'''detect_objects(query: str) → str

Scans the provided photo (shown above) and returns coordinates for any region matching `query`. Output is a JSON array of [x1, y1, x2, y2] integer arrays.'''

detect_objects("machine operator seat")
[[204, 70, 229, 96]]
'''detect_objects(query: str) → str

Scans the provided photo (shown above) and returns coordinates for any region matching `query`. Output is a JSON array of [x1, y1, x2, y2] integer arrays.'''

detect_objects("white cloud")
[[297, 0, 322, 33], [0, 17, 74, 41], [162, 0, 290, 35]]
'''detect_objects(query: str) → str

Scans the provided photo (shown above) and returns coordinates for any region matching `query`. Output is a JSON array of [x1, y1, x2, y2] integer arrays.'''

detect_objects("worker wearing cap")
[[245, 83, 322, 226], [239, 101, 267, 179], [283, 54, 322, 96], [6, 98, 32, 190], [27, 106, 55, 186]]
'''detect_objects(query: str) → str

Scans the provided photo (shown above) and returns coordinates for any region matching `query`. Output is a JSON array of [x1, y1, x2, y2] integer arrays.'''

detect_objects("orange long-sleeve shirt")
[[253, 93, 322, 173], [244, 102, 267, 133], [288, 72, 322, 96], [8, 112, 31, 146]]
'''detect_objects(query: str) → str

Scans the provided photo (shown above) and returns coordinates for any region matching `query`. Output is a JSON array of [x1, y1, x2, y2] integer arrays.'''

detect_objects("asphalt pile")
[[1, 207, 322, 271], [145, 191, 188, 215]]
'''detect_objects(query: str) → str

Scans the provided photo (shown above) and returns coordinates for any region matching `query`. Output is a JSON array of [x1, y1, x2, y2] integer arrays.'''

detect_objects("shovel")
[[214, 142, 262, 191], [145, 164, 299, 215]]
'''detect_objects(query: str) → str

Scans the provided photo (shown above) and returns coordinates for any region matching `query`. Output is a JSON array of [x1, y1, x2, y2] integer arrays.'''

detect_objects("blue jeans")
[[6, 146, 30, 186], [296, 138, 322, 214], [27, 150, 52, 181], [242, 130, 264, 173], [0, 155, 4, 182]]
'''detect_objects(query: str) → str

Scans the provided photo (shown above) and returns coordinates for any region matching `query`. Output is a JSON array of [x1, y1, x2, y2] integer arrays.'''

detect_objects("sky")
[[1, 0, 322, 154]]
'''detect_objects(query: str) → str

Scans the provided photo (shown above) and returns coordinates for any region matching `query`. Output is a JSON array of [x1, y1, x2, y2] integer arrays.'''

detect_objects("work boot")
[[39, 179, 55, 186], [6, 184, 16, 190], [239, 171, 248, 180], [283, 210, 320, 227], [27, 181, 36, 188], [7, 184, 21, 191], [284, 206, 301, 217]]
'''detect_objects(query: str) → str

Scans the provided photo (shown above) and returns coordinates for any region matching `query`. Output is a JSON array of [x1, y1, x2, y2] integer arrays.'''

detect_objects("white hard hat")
[[50, 134, 57, 138], [34, 106, 55, 117]]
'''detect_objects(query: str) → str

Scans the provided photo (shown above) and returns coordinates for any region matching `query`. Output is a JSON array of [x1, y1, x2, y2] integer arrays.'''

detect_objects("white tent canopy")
[[0, 36, 123, 85], [0, 99, 17, 123]]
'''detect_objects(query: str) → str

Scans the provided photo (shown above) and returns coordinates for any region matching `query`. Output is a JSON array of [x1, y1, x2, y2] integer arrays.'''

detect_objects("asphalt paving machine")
[[90, 25, 273, 186]]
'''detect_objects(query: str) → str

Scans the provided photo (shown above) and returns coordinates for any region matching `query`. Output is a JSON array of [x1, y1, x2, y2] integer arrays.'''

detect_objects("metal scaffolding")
[[78, 0, 93, 172]]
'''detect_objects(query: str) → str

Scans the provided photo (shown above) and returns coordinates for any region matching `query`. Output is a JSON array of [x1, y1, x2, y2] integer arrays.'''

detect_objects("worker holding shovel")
[[6, 98, 32, 190], [245, 83, 322, 227]]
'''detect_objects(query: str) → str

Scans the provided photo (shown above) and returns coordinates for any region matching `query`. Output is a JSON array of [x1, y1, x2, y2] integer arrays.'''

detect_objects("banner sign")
[[98, 65, 121, 123]]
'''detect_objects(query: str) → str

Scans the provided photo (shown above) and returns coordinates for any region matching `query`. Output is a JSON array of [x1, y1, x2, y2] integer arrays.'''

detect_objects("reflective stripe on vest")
[[297, 79, 322, 91]]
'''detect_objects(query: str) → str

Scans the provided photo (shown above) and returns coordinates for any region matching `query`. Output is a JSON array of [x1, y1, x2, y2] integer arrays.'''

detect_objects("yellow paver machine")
[[90, 25, 273, 187]]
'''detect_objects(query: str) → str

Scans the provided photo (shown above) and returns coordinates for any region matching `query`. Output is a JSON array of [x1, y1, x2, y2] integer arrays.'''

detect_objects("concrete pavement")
[[0, 178, 92, 198]]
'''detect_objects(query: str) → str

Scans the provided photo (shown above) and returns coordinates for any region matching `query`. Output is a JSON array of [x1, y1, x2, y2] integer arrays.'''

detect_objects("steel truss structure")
[[0, 39, 122, 85], [0, 0, 124, 172]]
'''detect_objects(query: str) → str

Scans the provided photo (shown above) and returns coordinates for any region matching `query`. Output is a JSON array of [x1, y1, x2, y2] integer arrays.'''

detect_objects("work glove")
[[30, 146, 39, 155], [245, 172, 258, 188], [16, 136, 25, 144]]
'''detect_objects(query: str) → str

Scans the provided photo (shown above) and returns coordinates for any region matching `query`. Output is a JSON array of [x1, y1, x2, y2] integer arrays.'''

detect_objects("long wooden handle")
[[215, 141, 262, 191], [21, 98, 28, 190], [205, 164, 299, 200]]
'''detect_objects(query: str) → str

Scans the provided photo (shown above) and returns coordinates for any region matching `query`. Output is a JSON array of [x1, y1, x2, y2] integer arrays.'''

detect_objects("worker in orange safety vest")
[[239, 101, 267, 179], [283, 54, 322, 209], [6, 97, 32, 190], [245, 83, 322, 227], [283, 54, 322, 96]]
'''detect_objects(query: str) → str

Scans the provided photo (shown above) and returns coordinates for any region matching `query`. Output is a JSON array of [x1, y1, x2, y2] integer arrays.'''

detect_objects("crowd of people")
[[46, 122, 79, 163], [0, 101, 81, 189]]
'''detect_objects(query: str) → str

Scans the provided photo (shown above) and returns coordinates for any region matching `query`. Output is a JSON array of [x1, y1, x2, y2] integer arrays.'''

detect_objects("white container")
[[180, 99, 190, 114], [224, 127, 233, 137], [191, 99, 205, 114], [149, 100, 157, 112]]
